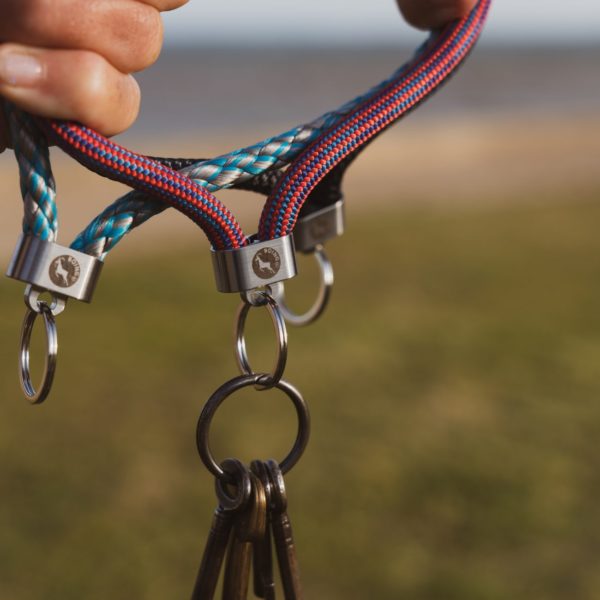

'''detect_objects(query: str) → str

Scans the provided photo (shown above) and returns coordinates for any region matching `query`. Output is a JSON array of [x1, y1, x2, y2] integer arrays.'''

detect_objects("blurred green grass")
[[2, 196, 600, 599]]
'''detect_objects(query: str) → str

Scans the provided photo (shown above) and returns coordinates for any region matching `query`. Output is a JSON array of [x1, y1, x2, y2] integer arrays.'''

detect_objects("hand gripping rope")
[[4, 2, 492, 594], [5, 0, 491, 404]]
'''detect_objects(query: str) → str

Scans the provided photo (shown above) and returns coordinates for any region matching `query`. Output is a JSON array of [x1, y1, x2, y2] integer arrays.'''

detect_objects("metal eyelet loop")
[[235, 289, 288, 389], [24, 284, 66, 316], [274, 245, 334, 327], [197, 374, 310, 480]]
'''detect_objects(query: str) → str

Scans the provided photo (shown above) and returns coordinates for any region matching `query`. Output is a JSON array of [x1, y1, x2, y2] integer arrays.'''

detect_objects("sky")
[[163, 0, 600, 46]]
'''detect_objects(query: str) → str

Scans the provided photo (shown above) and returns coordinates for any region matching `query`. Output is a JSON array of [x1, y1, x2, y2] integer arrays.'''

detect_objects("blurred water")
[[128, 45, 600, 139]]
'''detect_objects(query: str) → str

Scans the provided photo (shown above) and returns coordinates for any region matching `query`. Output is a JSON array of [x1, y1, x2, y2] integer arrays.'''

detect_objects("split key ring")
[[19, 286, 66, 404], [235, 289, 288, 389]]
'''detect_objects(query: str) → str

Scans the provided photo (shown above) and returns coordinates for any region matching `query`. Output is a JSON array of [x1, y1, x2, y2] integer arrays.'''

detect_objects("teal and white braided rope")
[[5, 102, 58, 242], [72, 57, 416, 257]]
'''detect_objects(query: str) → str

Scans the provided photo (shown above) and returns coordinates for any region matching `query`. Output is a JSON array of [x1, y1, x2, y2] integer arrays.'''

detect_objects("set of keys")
[[192, 458, 303, 600]]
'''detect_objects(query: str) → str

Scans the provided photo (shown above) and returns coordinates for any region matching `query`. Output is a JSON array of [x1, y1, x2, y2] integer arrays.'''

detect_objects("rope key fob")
[[6, 235, 103, 404], [2, 3, 492, 596]]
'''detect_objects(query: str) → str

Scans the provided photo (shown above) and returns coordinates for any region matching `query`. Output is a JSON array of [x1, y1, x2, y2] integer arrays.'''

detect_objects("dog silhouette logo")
[[252, 247, 281, 280], [309, 215, 333, 241], [49, 255, 81, 288]]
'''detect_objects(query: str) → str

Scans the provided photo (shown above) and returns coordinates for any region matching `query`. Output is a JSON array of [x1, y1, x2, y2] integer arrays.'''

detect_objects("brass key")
[[251, 460, 276, 600], [190, 459, 252, 600], [265, 460, 303, 600], [222, 471, 267, 600]]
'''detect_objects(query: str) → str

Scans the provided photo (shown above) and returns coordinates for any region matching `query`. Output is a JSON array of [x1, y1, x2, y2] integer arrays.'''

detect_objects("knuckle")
[[125, 5, 163, 70], [66, 52, 110, 116], [71, 56, 140, 134], [112, 76, 141, 132]]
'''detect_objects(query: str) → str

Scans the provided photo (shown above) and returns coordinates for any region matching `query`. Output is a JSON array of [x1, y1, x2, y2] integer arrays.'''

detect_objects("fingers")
[[144, 0, 189, 10], [397, 0, 477, 30], [0, 0, 164, 73], [0, 44, 141, 136]]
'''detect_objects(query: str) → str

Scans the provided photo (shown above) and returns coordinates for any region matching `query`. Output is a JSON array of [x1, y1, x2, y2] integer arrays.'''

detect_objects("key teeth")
[[193, 460, 303, 600], [190, 505, 235, 600], [192, 460, 252, 600], [251, 460, 275, 599], [263, 460, 304, 600]]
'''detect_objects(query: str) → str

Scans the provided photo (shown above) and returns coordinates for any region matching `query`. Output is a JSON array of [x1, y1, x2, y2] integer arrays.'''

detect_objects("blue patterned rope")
[[71, 52, 419, 257], [4, 101, 58, 243], [6, 2, 490, 258], [259, 0, 490, 241]]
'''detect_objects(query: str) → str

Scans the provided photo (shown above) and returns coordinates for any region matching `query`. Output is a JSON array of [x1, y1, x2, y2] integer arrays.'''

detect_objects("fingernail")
[[0, 53, 43, 87]]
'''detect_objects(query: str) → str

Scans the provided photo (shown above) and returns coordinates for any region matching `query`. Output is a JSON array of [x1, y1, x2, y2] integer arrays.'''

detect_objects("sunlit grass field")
[[2, 195, 600, 600]]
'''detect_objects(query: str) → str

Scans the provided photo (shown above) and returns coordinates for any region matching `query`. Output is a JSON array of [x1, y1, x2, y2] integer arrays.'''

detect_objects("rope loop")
[[7, 0, 491, 258]]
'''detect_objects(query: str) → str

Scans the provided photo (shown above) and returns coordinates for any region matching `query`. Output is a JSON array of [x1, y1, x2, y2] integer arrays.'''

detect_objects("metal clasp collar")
[[6, 235, 103, 404], [293, 199, 345, 254], [211, 234, 297, 294], [7, 234, 103, 302]]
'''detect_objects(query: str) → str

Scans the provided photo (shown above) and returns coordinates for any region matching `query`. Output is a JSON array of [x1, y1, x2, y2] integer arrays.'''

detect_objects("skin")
[[396, 0, 477, 30], [0, 0, 477, 152]]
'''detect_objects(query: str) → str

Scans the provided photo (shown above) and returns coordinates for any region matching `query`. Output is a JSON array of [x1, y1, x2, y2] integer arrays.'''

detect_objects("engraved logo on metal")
[[49, 255, 81, 288], [252, 248, 281, 280], [309, 216, 333, 241]]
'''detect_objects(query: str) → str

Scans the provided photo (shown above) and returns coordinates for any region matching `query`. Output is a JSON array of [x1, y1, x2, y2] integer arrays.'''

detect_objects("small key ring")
[[235, 290, 288, 389], [215, 458, 253, 511], [274, 245, 334, 327], [197, 374, 310, 480], [19, 301, 58, 404]]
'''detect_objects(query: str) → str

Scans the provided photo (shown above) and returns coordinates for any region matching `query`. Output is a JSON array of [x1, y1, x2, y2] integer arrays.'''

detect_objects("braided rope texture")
[[41, 121, 247, 250], [259, 0, 491, 241], [73, 59, 418, 257], [73, 2, 489, 257], [4, 102, 58, 242], [70, 192, 167, 257], [9, 0, 491, 257]]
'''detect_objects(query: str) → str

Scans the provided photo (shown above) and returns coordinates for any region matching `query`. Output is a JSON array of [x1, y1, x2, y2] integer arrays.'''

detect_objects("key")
[[191, 459, 252, 600], [222, 471, 267, 600], [251, 460, 276, 600], [265, 460, 303, 600]]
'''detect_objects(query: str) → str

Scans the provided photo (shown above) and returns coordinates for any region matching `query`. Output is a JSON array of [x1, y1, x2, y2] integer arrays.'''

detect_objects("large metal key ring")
[[235, 291, 288, 388], [275, 245, 334, 327], [197, 374, 310, 480]]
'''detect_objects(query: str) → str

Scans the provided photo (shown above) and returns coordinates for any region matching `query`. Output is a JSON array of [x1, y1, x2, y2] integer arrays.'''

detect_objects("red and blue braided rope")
[[39, 120, 247, 250], [259, 0, 491, 241], [34, 0, 490, 252]]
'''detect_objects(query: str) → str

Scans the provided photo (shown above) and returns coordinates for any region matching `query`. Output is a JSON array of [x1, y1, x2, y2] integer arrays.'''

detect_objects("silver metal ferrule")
[[7, 234, 103, 303], [211, 234, 297, 293], [293, 199, 345, 254]]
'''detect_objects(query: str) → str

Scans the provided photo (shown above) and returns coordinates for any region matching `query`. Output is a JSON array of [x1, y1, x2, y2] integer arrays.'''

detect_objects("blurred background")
[[1, 1, 600, 598]]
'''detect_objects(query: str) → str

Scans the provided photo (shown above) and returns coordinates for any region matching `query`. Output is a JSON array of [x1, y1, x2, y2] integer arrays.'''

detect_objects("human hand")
[[0, 0, 188, 152], [397, 0, 477, 29], [0, 1, 478, 155]]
